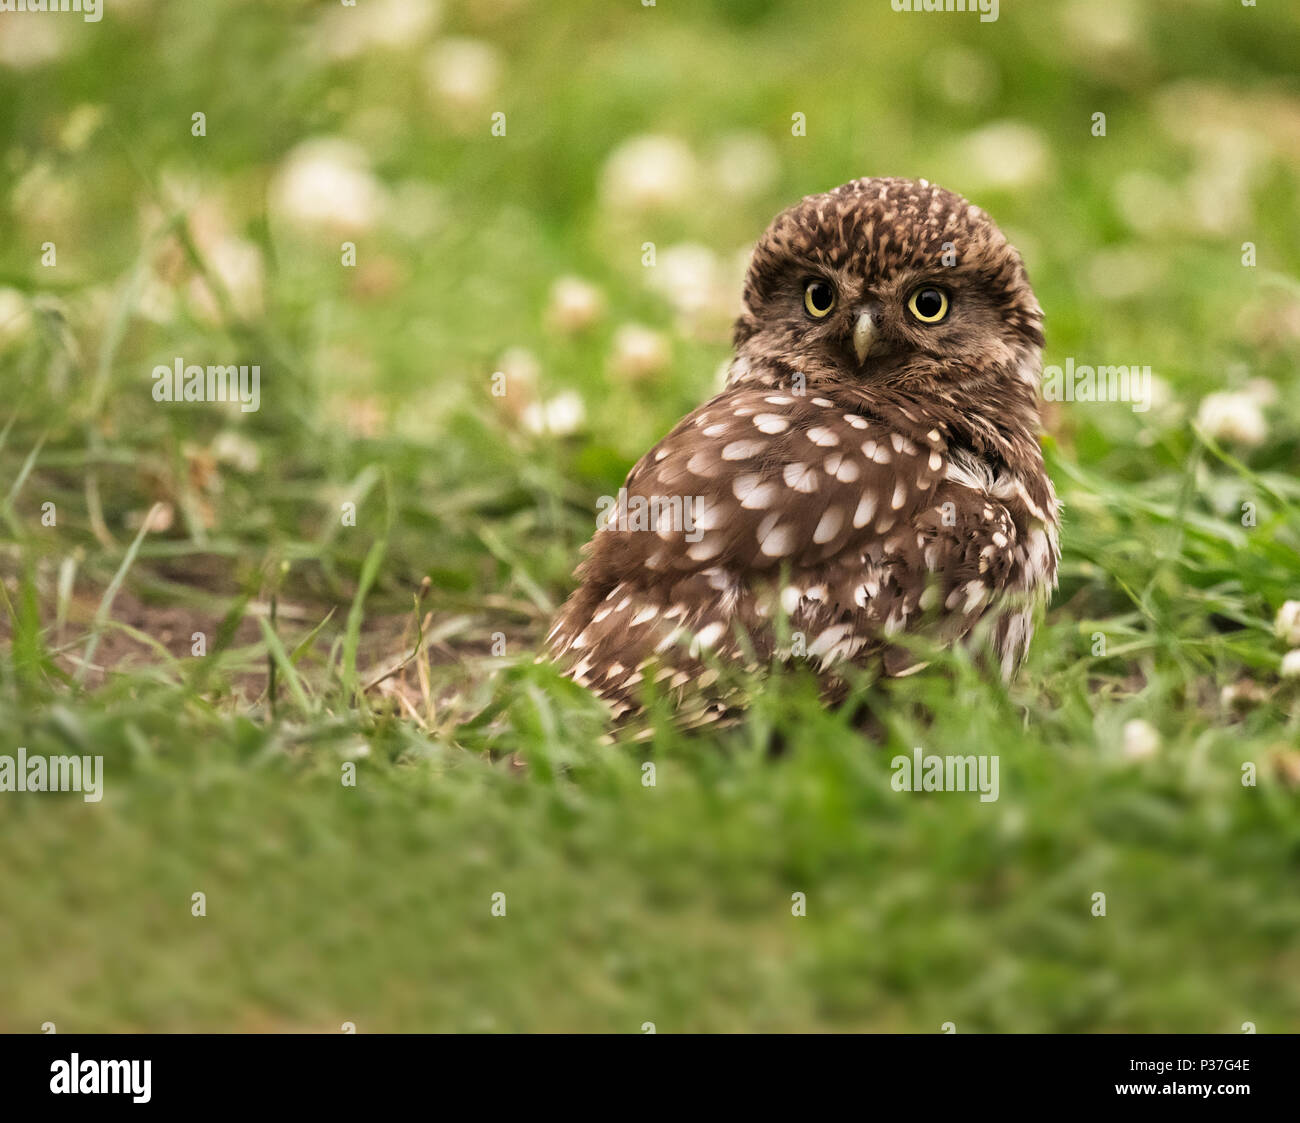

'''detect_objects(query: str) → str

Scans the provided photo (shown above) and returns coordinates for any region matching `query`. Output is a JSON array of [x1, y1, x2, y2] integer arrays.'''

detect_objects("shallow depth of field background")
[[1, 0, 1299, 1032]]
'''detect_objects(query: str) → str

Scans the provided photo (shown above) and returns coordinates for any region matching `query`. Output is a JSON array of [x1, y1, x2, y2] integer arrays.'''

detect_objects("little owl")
[[547, 177, 1059, 723]]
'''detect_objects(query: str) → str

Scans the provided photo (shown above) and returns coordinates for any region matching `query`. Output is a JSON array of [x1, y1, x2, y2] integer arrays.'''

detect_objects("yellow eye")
[[907, 286, 949, 324], [803, 279, 836, 319]]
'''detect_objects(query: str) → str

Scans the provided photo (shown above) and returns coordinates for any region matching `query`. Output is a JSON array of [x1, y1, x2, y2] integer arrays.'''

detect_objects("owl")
[[547, 177, 1059, 723]]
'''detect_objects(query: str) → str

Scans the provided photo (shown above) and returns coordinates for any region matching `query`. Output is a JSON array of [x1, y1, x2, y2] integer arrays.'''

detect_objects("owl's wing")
[[547, 384, 1033, 712]]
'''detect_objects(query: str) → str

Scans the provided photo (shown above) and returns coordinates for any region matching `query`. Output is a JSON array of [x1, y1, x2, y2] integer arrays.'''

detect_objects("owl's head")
[[733, 177, 1043, 403]]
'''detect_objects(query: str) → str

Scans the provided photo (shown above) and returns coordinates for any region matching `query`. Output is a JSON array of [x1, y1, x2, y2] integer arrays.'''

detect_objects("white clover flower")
[[270, 139, 386, 235], [0, 289, 33, 348], [0, 17, 64, 70], [1186, 130, 1262, 236], [1275, 601, 1300, 647], [1112, 171, 1178, 236], [1221, 680, 1265, 711], [547, 276, 605, 334], [189, 238, 264, 323], [490, 346, 539, 424], [1281, 650, 1300, 680], [136, 274, 178, 325], [59, 104, 107, 154], [710, 132, 779, 200], [425, 38, 502, 115], [522, 391, 586, 437], [646, 243, 720, 318], [1060, 0, 1142, 55], [957, 122, 1050, 190], [1144, 374, 1173, 412], [609, 324, 670, 381], [126, 502, 175, 534], [600, 135, 697, 213], [1244, 378, 1278, 406], [211, 431, 262, 474], [1122, 719, 1160, 761], [495, 346, 541, 395], [1195, 391, 1267, 447], [317, 0, 441, 59], [368, 0, 442, 44]]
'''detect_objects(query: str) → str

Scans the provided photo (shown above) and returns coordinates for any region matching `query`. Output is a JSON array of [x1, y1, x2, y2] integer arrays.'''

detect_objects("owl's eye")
[[803, 279, 836, 319], [907, 286, 949, 324]]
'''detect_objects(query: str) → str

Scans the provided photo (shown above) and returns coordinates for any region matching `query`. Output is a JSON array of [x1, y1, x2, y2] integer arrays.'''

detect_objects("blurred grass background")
[[1, 0, 1299, 1032]]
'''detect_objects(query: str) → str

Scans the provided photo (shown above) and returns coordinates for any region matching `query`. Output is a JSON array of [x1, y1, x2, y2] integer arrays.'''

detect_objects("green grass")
[[1, 0, 1299, 1032]]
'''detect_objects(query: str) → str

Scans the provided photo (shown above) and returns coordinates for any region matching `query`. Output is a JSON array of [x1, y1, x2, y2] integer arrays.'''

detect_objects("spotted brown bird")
[[547, 177, 1059, 722]]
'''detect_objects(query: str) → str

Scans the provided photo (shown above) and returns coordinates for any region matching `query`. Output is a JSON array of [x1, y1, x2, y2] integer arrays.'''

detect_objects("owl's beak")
[[853, 309, 881, 363]]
